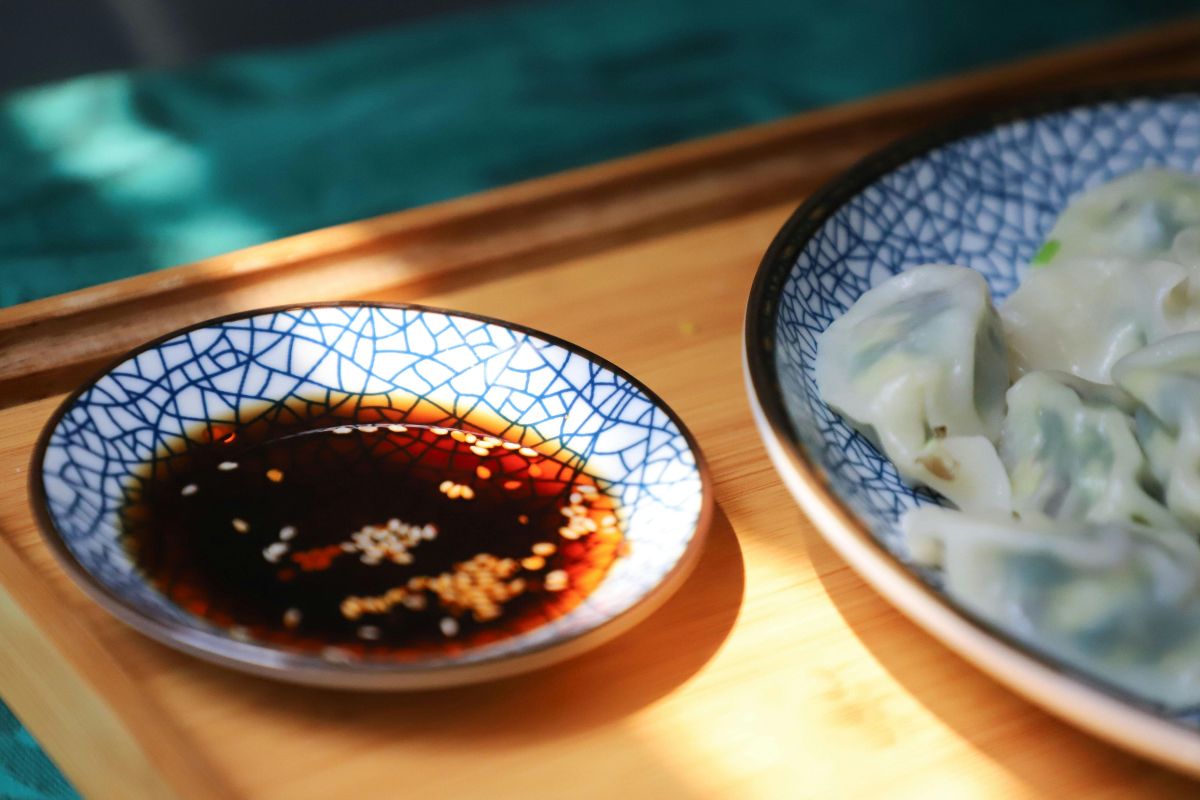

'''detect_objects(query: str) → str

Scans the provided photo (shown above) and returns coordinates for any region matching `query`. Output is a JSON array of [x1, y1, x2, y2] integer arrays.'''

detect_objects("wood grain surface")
[[2, 19, 1200, 799]]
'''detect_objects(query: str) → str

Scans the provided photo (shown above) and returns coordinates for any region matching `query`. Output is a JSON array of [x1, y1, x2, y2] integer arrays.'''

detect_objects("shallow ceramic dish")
[[744, 87, 1200, 773], [32, 302, 710, 689]]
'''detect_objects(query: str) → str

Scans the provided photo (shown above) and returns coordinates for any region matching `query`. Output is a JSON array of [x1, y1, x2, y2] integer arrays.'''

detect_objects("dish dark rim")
[[744, 82, 1200, 730], [30, 300, 714, 683]]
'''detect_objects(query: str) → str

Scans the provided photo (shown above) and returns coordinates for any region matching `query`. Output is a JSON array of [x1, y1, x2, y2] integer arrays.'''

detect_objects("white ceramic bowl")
[[33, 303, 711, 689], [744, 87, 1200, 774]]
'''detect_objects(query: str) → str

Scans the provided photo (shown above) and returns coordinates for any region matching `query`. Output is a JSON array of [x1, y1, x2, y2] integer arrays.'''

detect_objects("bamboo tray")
[[4, 22, 1200, 799]]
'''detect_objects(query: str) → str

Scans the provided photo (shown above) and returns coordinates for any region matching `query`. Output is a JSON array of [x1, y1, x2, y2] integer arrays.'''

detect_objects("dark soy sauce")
[[118, 409, 627, 660]]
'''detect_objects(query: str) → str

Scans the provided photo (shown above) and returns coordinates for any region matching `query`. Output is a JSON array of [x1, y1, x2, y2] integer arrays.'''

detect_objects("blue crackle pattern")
[[39, 305, 702, 665], [772, 96, 1200, 723]]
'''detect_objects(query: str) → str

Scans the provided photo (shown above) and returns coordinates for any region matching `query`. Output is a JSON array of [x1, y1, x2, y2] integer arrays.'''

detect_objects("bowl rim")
[[743, 83, 1200, 769], [30, 300, 714, 689]]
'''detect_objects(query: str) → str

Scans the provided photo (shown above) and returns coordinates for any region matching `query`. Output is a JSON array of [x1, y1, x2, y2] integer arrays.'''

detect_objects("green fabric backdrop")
[[0, 0, 1192, 795]]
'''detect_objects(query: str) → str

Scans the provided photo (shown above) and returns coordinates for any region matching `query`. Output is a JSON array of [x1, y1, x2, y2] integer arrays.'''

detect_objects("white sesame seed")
[[331, 426, 353, 435], [359, 424, 378, 433], [357, 625, 381, 641], [439, 617, 459, 637], [518, 447, 538, 458], [231, 518, 250, 534], [218, 461, 238, 472], [180, 483, 199, 497], [279, 525, 297, 541], [283, 608, 302, 628], [321, 646, 353, 663], [387, 423, 408, 433], [230, 626, 251, 641]]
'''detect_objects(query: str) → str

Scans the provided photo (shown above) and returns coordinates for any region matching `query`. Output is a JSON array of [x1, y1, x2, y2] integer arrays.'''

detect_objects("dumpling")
[[1000, 256, 1200, 383], [1001, 169, 1200, 383], [1000, 371, 1175, 528], [1113, 332, 1200, 528], [815, 264, 1011, 512], [1033, 169, 1200, 266], [902, 505, 1200, 708]]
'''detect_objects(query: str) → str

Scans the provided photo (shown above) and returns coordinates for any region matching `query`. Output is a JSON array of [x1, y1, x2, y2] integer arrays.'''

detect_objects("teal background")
[[0, 0, 1193, 796]]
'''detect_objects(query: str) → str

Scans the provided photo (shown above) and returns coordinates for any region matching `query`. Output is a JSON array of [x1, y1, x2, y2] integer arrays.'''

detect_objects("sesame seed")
[[521, 556, 546, 571], [230, 626, 251, 641], [504, 480, 522, 490], [545, 570, 569, 591], [482, 437, 503, 447], [559, 526, 581, 540], [265, 468, 284, 483], [518, 514, 530, 525], [359, 424, 378, 433], [439, 480, 454, 493], [527, 464, 542, 477], [569, 492, 583, 504], [431, 427, 449, 435], [218, 461, 238, 471], [470, 445, 489, 457], [332, 426, 353, 435], [358, 625, 381, 641], [476, 466, 492, 480], [460, 486, 475, 500], [387, 424, 407, 433], [402, 593, 427, 610], [321, 646, 352, 663], [532, 542, 556, 556], [577, 485, 598, 495], [518, 447, 538, 458], [451, 430, 469, 443], [231, 518, 250, 534], [439, 617, 459, 637], [180, 483, 199, 497], [283, 608, 302, 629], [502, 441, 521, 450]]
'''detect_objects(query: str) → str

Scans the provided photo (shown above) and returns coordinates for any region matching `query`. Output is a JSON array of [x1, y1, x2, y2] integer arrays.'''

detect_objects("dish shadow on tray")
[[792, 506, 1200, 792], [178, 504, 743, 746]]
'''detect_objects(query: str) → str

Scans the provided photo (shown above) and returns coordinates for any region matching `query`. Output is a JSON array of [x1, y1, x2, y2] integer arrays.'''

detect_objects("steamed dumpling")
[[1001, 170, 1200, 383], [902, 505, 1200, 708], [1034, 169, 1200, 266], [1000, 256, 1200, 383], [1000, 371, 1174, 529], [1113, 332, 1200, 528], [815, 264, 1011, 512]]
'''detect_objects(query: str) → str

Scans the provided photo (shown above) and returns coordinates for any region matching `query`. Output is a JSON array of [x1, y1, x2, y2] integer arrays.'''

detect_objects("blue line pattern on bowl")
[[771, 96, 1200, 719], [39, 305, 703, 666]]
